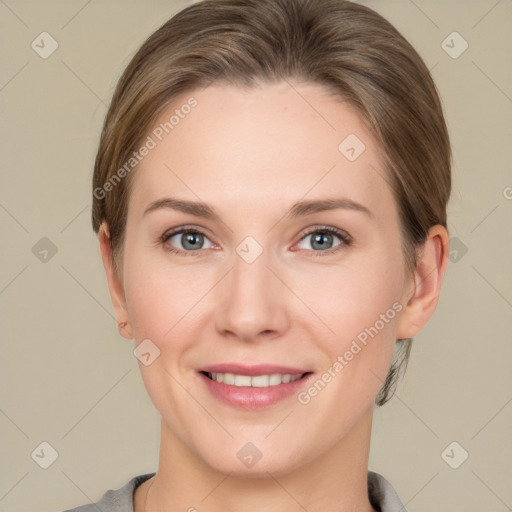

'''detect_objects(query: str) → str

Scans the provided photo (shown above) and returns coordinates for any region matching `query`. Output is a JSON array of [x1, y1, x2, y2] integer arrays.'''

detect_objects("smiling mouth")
[[201, 371, 311, 387]]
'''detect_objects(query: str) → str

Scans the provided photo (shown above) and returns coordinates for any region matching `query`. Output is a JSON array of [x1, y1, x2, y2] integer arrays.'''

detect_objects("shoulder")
[[58, 470, 403, 511], [59, 473, 155, 512], [368, 471, 407, 512]]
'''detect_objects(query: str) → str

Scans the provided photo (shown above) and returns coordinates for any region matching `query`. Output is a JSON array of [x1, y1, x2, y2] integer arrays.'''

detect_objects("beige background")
[[1, 0, 511, 511]]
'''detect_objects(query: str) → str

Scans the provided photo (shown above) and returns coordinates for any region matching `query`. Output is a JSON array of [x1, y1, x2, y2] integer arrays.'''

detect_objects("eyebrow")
[[143, 197, 374, 220]]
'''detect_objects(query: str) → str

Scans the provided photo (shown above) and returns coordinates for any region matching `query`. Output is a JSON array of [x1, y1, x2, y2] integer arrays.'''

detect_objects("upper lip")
[[200, 364, 309, 376]]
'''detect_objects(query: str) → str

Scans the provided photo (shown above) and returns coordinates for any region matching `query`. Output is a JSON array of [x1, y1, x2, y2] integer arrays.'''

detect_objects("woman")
[[64, 0, 451, 510]]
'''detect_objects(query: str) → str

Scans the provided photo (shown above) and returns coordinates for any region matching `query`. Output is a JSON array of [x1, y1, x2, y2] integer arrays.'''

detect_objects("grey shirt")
[[61, 471, 407, 512]]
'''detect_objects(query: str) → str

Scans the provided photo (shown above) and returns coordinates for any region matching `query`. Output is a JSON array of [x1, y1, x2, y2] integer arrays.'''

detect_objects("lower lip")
[[199, 372, 313, 410]]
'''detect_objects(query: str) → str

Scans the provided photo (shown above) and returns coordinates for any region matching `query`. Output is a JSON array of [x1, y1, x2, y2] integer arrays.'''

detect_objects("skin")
[[98, 80, 449, 512]]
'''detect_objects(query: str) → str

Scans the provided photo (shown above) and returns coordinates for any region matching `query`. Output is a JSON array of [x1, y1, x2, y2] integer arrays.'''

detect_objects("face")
[[109, 81, 416, 475]]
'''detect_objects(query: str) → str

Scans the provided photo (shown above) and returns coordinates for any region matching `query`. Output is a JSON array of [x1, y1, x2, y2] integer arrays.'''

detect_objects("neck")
[[136, 408, 377, 512]]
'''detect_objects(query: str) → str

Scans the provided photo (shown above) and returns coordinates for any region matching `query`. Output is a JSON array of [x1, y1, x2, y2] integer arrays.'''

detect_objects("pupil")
[[184, 233, 202, 250], [312, 232, 331, 250]]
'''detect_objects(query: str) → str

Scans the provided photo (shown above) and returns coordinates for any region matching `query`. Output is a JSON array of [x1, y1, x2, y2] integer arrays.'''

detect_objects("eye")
[[295, 226, 352, 256], [161, 227, 214, 256], [160, 225, 352, 257]]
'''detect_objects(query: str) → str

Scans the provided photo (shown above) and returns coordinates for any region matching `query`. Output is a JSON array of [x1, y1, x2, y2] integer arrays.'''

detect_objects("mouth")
[[198, 365, 313, 409], [201, 371, 309, 387]]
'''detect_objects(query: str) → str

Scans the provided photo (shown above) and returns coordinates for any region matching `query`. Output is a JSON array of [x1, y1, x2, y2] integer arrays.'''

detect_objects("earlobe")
[[98, 222, 133, 340], [396, 225, 449, 340]]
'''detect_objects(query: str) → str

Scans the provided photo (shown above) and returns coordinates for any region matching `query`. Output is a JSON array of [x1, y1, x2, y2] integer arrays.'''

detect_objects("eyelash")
[[160, 225, 352, 258]]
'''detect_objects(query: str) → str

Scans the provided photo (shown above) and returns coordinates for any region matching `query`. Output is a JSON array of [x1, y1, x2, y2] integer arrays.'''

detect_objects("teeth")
[[251, 375, 269, 387], [223, 373, 235, 385], [207, 372, 303, 387], [269, 374, 282, 386], [234, 374, 252, 386]]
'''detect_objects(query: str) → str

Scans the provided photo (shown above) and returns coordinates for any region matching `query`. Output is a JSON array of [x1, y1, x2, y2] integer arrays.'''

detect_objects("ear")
[[98, 222, 133, 339], [396, 224, 449, 340]]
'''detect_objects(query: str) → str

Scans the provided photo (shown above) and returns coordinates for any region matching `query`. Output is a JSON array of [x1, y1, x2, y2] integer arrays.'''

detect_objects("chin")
[[197, 440, 307, 478]]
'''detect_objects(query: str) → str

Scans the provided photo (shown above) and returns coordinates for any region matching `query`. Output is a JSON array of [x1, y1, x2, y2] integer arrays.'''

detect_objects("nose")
[[214, 246, 290, 343]]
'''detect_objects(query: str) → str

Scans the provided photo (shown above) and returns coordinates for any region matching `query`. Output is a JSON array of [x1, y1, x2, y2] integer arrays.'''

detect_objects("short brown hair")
[[92, 0, 451, 406]]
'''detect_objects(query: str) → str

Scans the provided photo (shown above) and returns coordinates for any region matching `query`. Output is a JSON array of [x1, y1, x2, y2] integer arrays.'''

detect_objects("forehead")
[[129, 80, 395, 221]]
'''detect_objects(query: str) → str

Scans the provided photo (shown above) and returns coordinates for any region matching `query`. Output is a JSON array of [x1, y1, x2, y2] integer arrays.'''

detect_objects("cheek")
[[122, 248, 217, 347], [298, 253, 404, 344], [121, 252, 206, 409], [302, 249, 404, 389]]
